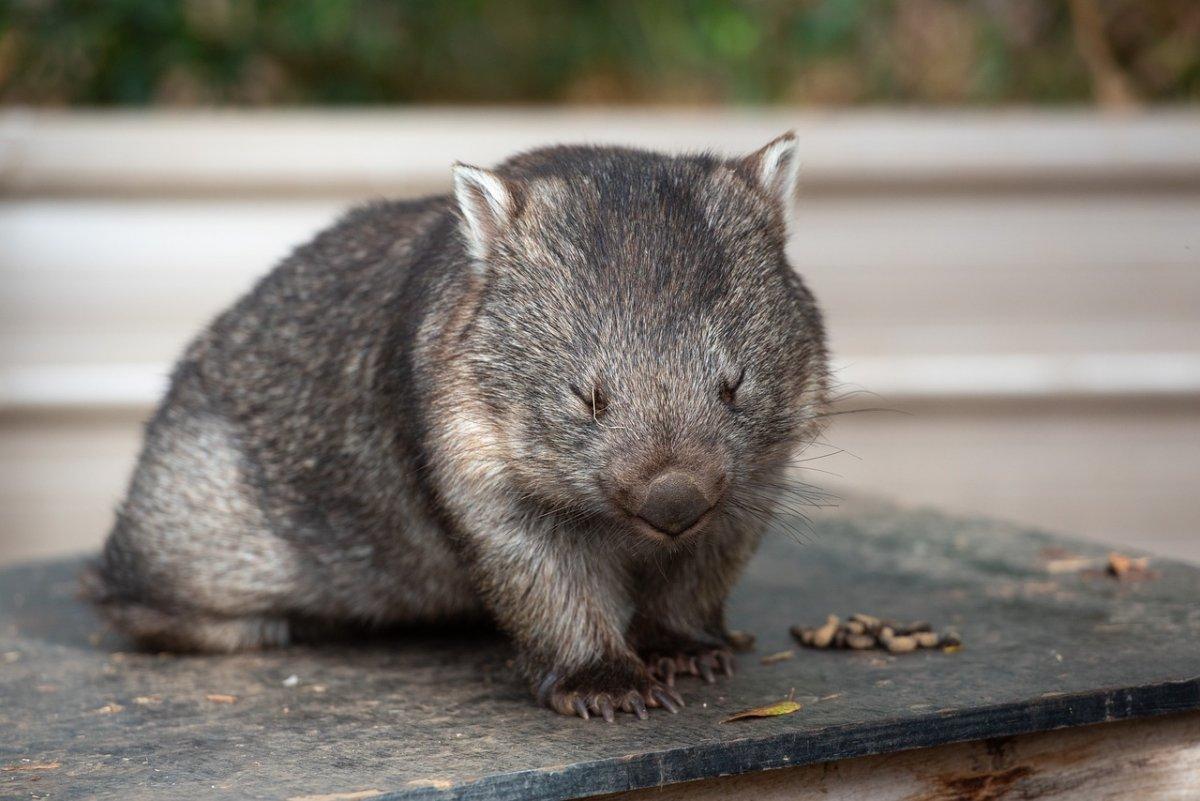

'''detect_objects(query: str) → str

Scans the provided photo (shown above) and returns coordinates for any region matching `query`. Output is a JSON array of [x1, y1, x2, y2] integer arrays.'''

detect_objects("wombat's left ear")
[[452, 162, 514, 261], [737, 131, 800, 214]]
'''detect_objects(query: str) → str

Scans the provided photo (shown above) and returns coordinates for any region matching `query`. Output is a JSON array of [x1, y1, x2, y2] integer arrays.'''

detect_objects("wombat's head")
[[453, 135, 828, 545]]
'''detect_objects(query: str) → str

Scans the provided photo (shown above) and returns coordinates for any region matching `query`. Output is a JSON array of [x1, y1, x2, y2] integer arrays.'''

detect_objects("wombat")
[[85, 133, 829, 721]]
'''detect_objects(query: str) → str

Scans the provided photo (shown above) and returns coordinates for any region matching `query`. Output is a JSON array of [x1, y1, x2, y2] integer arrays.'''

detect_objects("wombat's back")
[[87, 196, 483, 651]]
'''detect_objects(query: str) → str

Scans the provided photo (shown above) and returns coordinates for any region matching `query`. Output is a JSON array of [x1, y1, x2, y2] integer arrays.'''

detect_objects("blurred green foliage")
[[1, 0, 1197, 106]]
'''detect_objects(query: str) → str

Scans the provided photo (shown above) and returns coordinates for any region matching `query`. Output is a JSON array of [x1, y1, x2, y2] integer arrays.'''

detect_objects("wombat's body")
[[89, 137, 829, 719]]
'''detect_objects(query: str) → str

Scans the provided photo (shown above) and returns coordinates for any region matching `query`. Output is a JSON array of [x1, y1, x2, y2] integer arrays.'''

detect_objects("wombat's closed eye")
[[720, 368, 746, 406], [569, 383, 608, 421]]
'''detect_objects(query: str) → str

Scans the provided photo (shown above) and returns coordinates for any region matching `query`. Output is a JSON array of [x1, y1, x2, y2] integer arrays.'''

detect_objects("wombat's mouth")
[[624, 501, 720, 543]]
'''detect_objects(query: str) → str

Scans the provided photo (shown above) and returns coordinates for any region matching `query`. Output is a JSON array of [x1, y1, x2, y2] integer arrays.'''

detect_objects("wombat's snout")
[[631, 470, 723, 537]]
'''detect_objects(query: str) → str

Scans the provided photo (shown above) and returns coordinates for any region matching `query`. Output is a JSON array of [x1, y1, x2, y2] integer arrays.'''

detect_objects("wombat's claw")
[[571, 697, 589, 719], [597, 696, 615, 722], [650, 684, 684, 713], [647, 648, 735, 686], [540, 674, 682, 721]]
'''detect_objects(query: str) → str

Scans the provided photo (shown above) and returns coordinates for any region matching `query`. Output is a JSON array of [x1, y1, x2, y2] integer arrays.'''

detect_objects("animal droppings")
[[790, 613, 961, 655]]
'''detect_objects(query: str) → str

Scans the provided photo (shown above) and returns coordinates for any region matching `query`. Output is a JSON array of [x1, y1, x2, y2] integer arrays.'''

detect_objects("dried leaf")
[[206, 693, 238, 704], [1107, 552, 1150, 579], [721, 698, 802, 723], [92, 703, 123, 714]]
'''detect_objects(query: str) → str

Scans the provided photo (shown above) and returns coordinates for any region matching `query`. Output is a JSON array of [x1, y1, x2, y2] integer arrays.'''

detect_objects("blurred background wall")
[[1, 1, 1198, 565]]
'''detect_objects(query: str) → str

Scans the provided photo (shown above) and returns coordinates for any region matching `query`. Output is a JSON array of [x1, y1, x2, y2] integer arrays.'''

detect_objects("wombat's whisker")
[[814, 406, 909, 420], [823, 382, 886, 402], [727, 495, 827, 541], [786, 447, 851, 464], [726, 502, 815, 546], [738, 478, 838, 506], [785, 464, 844, 479]]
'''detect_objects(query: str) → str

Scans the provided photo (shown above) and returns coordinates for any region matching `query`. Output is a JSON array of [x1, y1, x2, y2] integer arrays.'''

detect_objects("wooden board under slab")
[[601, 711, 1200, 800]]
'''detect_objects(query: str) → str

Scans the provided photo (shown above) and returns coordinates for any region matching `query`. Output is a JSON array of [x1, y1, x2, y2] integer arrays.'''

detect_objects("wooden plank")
[[602, 711, 1200, 800], [7, 352, 1200, 411], [3, 110, 1200, 196], [2, 194, 1199, 401], [792, 193, 1200, 359], [0, 410, 141, 563], [2, 501, 1199, 799], [822, 399, 1200, 565]]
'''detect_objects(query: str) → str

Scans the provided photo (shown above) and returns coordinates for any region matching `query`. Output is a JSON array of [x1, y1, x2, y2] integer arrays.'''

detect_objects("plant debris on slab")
[[1107, 552, 1151, 580], [790, 614, 962, 655], [727, 630, 757, 652], [721, 689, 803, 723]]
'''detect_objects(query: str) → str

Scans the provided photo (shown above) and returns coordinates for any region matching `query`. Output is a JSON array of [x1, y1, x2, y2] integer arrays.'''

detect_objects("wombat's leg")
[[468, 524, 683, 720], [89, 390, 302, 652], [630, 528, 759, 685], [86, 588, 291, 653]]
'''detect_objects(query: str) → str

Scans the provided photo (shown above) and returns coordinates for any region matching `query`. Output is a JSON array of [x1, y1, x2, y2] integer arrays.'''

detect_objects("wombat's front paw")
[[645, 646, 735, 686], [535, 663, 684, 722]]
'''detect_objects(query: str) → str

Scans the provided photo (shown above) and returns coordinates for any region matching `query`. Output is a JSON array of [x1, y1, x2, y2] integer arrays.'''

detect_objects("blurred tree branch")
[[1067, 0, 1140, 108]]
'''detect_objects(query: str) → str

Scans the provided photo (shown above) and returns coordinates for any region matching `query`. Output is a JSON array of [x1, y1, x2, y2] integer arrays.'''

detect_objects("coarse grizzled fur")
[[85, 133, 830, 721]]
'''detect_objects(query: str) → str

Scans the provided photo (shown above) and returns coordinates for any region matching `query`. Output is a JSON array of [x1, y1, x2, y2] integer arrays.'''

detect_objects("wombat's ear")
[[737, 131, 800, 215], [452, 163, 514, 260]]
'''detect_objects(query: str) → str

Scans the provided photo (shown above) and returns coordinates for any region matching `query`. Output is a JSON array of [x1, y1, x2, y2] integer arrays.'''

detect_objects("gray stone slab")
[[2, 499, 1198, 800]]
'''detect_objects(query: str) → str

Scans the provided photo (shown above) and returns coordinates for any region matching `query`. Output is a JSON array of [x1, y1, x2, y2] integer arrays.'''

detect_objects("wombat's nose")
[[636, 471, 714, 535]]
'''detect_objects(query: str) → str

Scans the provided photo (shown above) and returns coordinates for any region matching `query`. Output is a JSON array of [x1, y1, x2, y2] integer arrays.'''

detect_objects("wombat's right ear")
[[736, 131, 800, 217], [452, 163, 514, 260]]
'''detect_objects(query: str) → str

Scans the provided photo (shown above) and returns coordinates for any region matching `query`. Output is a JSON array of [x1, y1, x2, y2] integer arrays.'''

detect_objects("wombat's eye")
[[720, 368, 745, 407], [570, 383, 608, 421]]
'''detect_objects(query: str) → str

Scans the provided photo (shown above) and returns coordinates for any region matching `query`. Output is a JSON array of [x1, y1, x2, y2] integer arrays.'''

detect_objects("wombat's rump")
[[87, 134, 829, 720]]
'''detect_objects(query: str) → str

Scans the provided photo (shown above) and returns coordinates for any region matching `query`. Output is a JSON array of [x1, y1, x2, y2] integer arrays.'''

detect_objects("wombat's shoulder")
[[202, 195, 456, 342], [274, 195, 459, 290], [174, 194, 462, 427]]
